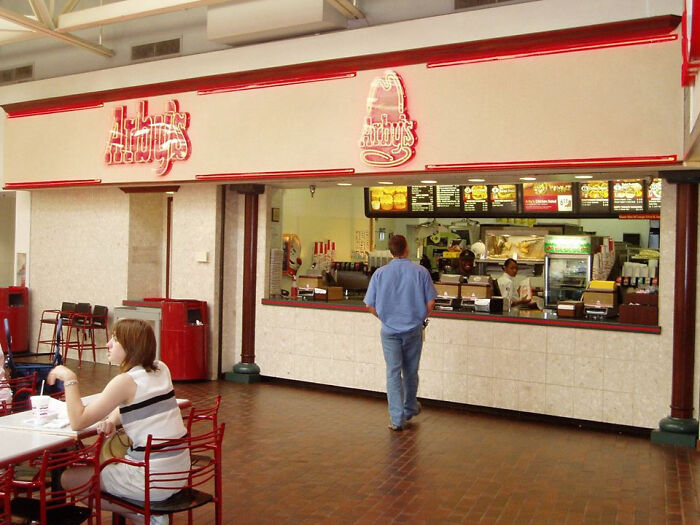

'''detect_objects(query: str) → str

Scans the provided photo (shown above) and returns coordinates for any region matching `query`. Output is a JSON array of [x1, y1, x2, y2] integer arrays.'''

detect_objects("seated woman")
[[47, 319, 188, 525]]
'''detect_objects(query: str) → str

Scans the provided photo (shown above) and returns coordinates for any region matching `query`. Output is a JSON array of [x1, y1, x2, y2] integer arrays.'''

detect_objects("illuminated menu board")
[[612, 179, 644, 213], [368, 186, 408, 212], [436, 185, 462, 214], [410, 186, 435, 213], [579, 181, 610, 214], [522, 182, 573, 213], [647, 178, 662, 211], [490, 184, 518, 213], [462, 184, 488, 213]]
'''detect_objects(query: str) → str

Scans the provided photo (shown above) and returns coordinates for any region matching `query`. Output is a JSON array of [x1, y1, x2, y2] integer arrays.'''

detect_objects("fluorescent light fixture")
[[420, 180, 437, 184], [468, 178, 485, 182], [337, 182, 352, 186], [378, 181, 393, 185], [520, 177, 537, 181], [575, 175, 593, 179]]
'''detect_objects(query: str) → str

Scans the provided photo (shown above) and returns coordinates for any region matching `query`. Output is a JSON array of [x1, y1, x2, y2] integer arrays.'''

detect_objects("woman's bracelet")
[[64, 379, 78, 387]]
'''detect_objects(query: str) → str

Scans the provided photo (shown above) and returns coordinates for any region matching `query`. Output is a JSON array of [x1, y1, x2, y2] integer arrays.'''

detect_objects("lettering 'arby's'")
[[359, 70, 417, 168]]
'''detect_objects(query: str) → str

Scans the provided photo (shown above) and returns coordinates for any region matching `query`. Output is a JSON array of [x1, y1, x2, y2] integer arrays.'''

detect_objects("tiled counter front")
[[256, 304, 668, 429]]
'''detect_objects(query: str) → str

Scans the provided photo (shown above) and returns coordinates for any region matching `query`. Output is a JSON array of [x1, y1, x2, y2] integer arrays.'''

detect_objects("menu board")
[[436, 185, 461, 214], [490, 184, 518, 213], [462, 184, 488, 213], [647, 178, 662, 211], [522, 182, 573, 213], [612, 179, 644, 213], [368, 186, 408, 212], [579, 180, 610, 214], [410, 186, 435, 213]]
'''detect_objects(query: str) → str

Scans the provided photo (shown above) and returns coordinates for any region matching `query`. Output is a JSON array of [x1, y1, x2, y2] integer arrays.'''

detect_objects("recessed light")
[[468, 178, 485, 183], [520, 177, 537, 181], [575, 175, 593, 179], [378, 181, 393, 185], [337, 182, 352, 186], [420, 180, 437, 184]]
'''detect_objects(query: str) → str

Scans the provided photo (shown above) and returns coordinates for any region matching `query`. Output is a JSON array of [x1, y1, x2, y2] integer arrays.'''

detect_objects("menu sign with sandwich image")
[[579, 180, 610, 214], [490, 184, 518, 213], [522, 182, 573, 213], [462, 184, 488, 213], [368, 186, 408, 212], [647, 178, 662, 211], [612, 179, 644, 212]]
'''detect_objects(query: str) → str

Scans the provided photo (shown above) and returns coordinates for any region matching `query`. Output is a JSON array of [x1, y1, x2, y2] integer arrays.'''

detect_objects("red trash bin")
[[159, 299, 208, 381], [0, 286, 29, 353]]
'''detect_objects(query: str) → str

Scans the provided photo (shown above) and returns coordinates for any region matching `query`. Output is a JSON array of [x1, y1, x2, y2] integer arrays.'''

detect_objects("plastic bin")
[[0, 287, 29, 353], [159, 299, 208, 381]]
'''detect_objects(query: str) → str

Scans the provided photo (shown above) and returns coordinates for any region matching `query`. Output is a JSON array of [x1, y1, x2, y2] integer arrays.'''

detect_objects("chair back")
[[59, 302, 77, 322], [11, 434, 104, 524], [91, 305, 108, 327], [0, 372, 37, 414], [186, 395, 221, 436], [0, 465, 13, 525]]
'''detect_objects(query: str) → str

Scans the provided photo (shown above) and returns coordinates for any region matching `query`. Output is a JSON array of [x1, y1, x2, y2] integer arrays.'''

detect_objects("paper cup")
[[30, 395, 51, 423]]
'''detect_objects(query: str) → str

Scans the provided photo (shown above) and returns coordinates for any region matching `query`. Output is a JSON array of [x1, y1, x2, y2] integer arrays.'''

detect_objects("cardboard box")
[[557, 300, 584, 318], [314, 286, 344, 301], [619, 304, 658, 325], [461, 283, 492, 299], [435, 283, 460, 298], [298, 275, 325, 289]]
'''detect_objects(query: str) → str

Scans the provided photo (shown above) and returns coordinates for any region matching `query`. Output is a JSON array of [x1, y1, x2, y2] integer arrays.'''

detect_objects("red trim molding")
[[1, 15, 680, 117], [195, 168, 355, 181], [197, 72, 356, 95], [3, 179, 102, 190], [426, 155, 678, 172], [6, 102, 104, 119]]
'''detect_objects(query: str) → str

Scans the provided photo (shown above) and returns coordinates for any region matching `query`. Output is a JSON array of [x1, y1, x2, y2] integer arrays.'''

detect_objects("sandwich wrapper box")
[[581, 280, 619, 317]]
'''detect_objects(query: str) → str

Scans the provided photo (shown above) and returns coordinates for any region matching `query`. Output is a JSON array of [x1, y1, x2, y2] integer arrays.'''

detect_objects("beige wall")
[[127, 193, 165, 300], [3, 36, 683, 186], [0, 192, 15, 286]]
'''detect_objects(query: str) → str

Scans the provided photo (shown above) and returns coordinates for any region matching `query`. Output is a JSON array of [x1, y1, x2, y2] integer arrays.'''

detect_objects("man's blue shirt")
[[364, 258, 437, 335]]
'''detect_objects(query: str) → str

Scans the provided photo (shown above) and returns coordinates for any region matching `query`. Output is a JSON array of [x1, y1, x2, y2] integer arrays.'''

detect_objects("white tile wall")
[[256, 304, 666, 428]]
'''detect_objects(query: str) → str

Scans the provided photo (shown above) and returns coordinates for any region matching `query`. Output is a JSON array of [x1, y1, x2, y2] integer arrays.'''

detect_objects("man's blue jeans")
[[380, 325, 423, 427]]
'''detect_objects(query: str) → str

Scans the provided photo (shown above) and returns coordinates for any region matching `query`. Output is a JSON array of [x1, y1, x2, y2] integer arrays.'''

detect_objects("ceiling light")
[[520, 177, 537, 181], [337, 182, 352, 186], [468, 178, 485, 182], [420, 180, 437, 184], [575, 175, 593, 179], [377, 181, 393, 185]]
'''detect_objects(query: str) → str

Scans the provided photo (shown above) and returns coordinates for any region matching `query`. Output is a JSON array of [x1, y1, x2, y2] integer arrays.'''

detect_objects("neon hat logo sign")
[[105, 99, 191, 176], [359, 70, 417, 168]]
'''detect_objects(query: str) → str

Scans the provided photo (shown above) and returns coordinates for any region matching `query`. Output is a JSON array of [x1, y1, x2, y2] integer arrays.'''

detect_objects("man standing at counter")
[[364, 234, 437, 431]]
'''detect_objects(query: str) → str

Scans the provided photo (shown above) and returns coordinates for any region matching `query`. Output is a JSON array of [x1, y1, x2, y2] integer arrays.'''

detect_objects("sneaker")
[[150, 515, 169, 525], [406, 401, 422, 422], [388, 423, 403, 431]]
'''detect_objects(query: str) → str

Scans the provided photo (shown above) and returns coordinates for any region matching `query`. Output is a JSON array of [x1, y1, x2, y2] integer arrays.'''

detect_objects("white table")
[[0, 428, 74, 468], [113, 305, 162, 359]]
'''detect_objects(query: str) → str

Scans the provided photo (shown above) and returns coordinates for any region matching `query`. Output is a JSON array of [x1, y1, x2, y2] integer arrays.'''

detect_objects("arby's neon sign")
[[359, 70, 417, 168], [105, 99, 191, 176]]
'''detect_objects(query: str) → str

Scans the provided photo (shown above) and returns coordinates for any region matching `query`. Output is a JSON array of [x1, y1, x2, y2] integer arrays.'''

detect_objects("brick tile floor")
[[68, 360, 700, 524]]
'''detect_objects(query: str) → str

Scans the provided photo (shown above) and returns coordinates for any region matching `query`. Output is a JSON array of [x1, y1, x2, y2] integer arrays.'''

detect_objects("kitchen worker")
[[496, 258, 534, 310]]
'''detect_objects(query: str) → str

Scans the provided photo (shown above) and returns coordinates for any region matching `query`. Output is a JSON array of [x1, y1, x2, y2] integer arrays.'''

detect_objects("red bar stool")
[[35, 302, 75, 353], [63, 303, 92, 367]]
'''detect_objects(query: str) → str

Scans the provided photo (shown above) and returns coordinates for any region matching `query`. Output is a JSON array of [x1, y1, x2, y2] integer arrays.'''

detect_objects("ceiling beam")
[[57, 0, 234, 32], [0, 6, 114, 56], [326, 0, 365, 20], [59, 0, 81, 16], [28, 0, 56, 30]]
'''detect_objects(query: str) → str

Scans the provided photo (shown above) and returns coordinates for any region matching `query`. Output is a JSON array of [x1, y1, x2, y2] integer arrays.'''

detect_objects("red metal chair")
[[186, 395, 221, 436], [10, 434, 104, 525], [0, 465, 13, 525], [63, 303, 93, 366], [101, 424, 225, 525], [35, 302, 75, 353], [0, 372, 37, 415]]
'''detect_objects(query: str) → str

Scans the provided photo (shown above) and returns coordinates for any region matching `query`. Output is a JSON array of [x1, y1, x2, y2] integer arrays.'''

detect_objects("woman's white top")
[[497, 272, 520, 305], [0, 348, 10, 404]]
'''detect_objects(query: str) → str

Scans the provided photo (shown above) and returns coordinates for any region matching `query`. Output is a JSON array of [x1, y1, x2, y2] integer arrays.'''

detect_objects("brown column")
[[670, 182, 697, 418], [653, 179, 699, 446], [226, 184, 264, 383]]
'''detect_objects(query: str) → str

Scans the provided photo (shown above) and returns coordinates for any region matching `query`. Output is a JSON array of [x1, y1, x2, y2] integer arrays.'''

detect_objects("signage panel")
[[462, 184, 488, 213], [522, 182, 573, 213], [436, 185, 461, 214], [578, 181, 611, 214], [612, 179, 645, 213], [490, 184, 518, 213]]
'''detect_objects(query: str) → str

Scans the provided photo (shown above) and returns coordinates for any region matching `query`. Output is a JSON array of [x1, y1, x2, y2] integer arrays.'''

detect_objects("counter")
[[261, 297, 661, 334]]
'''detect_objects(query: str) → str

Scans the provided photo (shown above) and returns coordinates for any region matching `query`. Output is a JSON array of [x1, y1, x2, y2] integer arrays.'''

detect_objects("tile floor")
[[69, 360, 700, 525]]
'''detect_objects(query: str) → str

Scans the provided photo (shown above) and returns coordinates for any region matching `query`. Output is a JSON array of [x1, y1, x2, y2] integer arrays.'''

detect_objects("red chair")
[[0, 465, 12, 525], [64, 303, 93, 366], [186, 395, 221, 436], [101, 424, 225, 525], [35, 302, 75, 353], [0, 372, 37, 415], [10, 434, 104, 525]]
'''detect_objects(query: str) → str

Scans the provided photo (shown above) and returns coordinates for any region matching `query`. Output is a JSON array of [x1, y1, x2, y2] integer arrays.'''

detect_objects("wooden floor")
[[69, 359, 700, 525]]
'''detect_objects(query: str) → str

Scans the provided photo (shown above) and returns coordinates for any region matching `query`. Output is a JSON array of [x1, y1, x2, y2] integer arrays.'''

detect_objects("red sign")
[[359, 71, 417, 168], [105, 100, 191, 176], [522, 182, 573, 212]]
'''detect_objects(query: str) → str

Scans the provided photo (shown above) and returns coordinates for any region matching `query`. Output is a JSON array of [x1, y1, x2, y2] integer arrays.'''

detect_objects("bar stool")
[[35, 302, 75, 353], [63, 302, 92, 366]]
